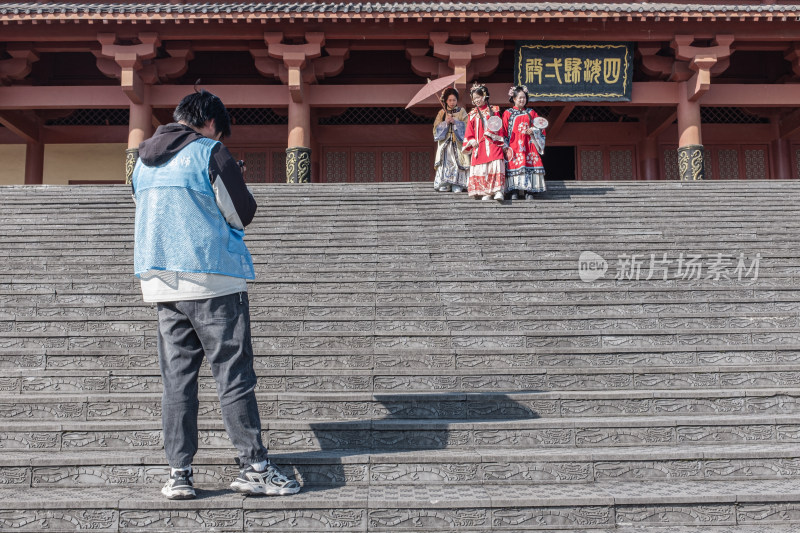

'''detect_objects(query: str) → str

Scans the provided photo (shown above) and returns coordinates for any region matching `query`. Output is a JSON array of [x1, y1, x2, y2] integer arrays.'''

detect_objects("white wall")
[[43, 144, 127, 185], [0, 145, 25, 185]]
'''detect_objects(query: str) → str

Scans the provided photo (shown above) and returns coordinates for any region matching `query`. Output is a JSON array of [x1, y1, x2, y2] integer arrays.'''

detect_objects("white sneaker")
[[230, 461, 301, 496], [493, 191, 504, 201], [161, 468, 195, 500], [510, 192, 519, 200], [438, 185, 451, 192], [481, 195, 491, 201], [452, 185, 463, 193]]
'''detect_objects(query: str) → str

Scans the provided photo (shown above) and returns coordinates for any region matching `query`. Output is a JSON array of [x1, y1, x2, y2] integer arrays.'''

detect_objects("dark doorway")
[[544, 146, 576, 180]]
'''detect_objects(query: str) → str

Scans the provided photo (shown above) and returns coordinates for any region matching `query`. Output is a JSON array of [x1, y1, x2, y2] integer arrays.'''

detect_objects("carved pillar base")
[[677, 144, 705, 181], [125, 148, 139, 185], [286, 146, 311, 184]]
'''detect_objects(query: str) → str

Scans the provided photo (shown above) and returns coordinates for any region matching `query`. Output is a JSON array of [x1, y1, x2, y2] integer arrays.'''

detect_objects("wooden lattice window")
[[744, 148, 768, 180], [381, 151, 404, 182], [579, 149, 604, 180], [354, 152, 377, 182], [794, 146, 800, 179], [662, 147, 678, 180], [321, 146, 433, 183], [228, 147, 286, 183], [240, 152, 268, 183], [325, 151, 348, 182], [272, 151, 287, 183], [704, 149, 714, 180], [609, 149, 634, 180], [717, 148, 740, 179], [409, 151, 432, 181]]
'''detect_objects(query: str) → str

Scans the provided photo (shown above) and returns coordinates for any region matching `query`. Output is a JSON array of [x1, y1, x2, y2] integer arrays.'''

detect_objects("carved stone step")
[[1, 444, 799, 489], [1, 414, 798, 451], [0, 479, 799, 531], [9, 345, 799, 372], [7, 299, 800, 321], [4, 366, 800, 394], [3, 328, 800, 353], [1, 389, 798, 420], [5, 310, 800, 333]]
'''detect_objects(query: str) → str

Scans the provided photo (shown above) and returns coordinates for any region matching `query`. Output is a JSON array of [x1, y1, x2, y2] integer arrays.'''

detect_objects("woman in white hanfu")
[[432, 88, 470, 193]]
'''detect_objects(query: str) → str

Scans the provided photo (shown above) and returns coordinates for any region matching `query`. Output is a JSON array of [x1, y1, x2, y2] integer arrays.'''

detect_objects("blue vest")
[[133, 138, 255, 280]]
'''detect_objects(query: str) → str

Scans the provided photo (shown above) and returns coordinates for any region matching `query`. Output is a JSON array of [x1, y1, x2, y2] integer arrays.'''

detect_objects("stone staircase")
[[1, 180, 800, 532]]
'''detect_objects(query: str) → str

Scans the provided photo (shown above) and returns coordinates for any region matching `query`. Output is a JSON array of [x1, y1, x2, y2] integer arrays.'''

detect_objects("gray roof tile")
[[0, 2, 798, 18]]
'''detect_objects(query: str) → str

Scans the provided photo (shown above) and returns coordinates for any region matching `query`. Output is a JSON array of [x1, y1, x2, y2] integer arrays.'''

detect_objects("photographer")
[[131, 90, 300, 500]]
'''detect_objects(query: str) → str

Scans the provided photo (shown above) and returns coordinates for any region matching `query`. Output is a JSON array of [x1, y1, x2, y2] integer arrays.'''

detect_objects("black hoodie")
[[135, 123, 257, 228]]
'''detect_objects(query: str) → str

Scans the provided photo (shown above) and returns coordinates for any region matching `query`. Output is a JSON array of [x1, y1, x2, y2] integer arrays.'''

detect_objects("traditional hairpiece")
[[470, 81, 488, 95], [508, 85, 529, 97]]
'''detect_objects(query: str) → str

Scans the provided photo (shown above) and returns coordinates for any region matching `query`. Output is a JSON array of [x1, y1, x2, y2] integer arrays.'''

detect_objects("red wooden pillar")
[[639, 136, 659, 180], [286, 94, 312, 184], [770, 116, 792, 179], [309, 108, 320, 183], [128, 101, 152, 149], [126, 88, 152, 184], [676, 81, 705, 180], [24, 141, 44, 185]]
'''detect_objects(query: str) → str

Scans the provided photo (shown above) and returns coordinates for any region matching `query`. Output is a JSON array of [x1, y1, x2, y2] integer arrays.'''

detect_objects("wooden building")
[[1, 1, 800, 184]]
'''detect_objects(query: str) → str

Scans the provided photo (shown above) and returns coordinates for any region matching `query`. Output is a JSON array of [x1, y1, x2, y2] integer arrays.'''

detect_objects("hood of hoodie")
[[138, 123, 206, 167]]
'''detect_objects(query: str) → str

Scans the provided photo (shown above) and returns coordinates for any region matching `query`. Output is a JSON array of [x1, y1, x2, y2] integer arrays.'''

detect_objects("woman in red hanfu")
[[503, 85, 546, 200], [462, 82, 507, 201]]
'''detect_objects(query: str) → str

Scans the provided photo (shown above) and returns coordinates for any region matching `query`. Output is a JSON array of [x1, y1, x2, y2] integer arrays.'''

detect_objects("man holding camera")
[[132, 90, 300, 500]]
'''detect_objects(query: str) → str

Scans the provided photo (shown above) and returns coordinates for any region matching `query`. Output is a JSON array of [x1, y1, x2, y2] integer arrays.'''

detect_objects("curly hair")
[[440, 88, 459, 107]]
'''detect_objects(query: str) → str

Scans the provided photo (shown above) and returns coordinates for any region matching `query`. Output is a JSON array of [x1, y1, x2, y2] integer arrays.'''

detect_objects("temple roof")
[[1, 2, 798, 22]]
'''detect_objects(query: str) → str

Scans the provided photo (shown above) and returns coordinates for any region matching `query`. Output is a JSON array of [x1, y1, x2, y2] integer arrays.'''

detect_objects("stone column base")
[[677, 144, 705, 181], [286, 146, 311, 184], [125, 148, 139, 185]]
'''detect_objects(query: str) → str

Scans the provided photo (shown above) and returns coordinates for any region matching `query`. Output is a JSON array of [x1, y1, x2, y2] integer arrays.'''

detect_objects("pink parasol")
[[404, 73, 463, 109]]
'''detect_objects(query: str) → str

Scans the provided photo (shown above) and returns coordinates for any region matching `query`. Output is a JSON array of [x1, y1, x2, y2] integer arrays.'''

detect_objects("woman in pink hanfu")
[[503, 85, 546, 200], [462, 82, 507, 202]]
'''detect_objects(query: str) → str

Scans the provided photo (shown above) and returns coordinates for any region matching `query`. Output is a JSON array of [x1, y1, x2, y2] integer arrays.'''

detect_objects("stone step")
[[6, 281, 800, 292], [3, 366, 800, 393], [2, 414, 798, 451], [5, 287, 800, 305], [3, 311, 800, 335], [0, 479, 798, 531], [1, 389, 799, 419], [2, 346, 797, 372], [1, 443, 798, 489], [5, 301, 800, 320], [2, 180, 800, 531], [8, 329, 800, 352]]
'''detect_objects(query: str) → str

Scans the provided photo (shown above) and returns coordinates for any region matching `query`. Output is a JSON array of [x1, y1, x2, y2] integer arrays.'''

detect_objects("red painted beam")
[[0, 110, 40, 143], [0, 85, 290, 109], [306, 83, 681, 107], [149, 85, 291, 107], [700, 84, 800, 107], [0, 86, 129, 109], [779, 109, 800, 139], [0, 83, 798, 111]]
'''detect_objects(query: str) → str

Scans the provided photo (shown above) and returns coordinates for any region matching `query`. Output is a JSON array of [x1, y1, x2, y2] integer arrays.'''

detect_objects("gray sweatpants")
[[156, 291, 268, 469]]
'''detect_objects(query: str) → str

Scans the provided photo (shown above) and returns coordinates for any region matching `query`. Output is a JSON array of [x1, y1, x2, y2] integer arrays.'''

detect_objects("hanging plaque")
[[514, 41, 634, 101]]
